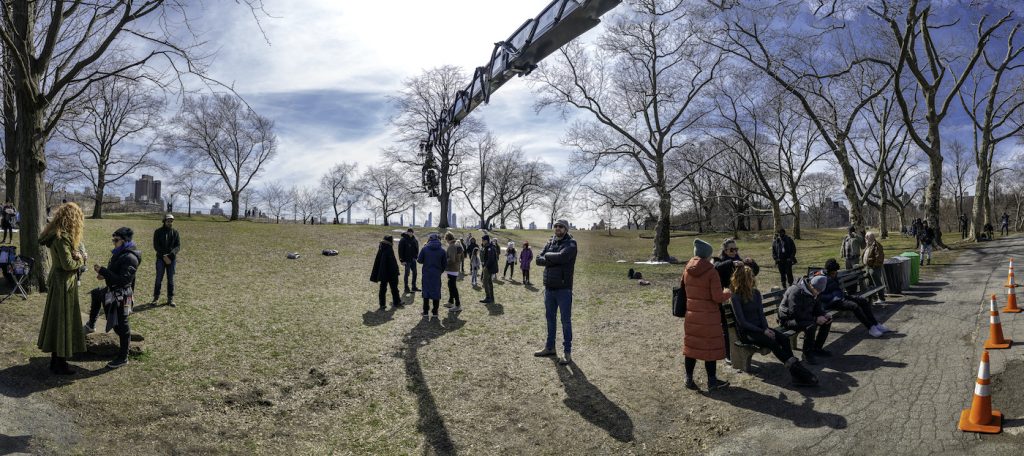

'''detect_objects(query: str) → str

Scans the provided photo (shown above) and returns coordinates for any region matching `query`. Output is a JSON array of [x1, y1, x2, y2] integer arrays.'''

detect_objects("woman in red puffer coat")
[[682, 238, 733, 391]]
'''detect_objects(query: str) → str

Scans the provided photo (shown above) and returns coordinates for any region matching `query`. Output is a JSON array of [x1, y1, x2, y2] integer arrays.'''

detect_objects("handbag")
[[672, 286, 687, 318]]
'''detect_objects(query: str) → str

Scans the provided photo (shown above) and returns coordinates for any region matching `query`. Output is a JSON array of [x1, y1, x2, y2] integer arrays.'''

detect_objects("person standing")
[[681, 239, 732, 390], [37, 203, 88, 375], [918, 221, 934, 266], [1, 201, 15, 244], [152, 214, 180, 307], [778, 275, 832, 365], [520, 241, 534, 286], [444, 233, 464, 311], [862, 232, 887, 304], [479, 235, 499, 303], [398, 228, 421, 293], [771, 228, 797, 288], [369, 235, 402, 310], [84, 227, 141, 368], [467, 237, 481, 287], [532, 220, 578, 365], [503, 241, 517, 280], [959, 214, 969, 240], [1001, 212, 1010, 236], [840, 226, 865, 270], [417, 233, 447, 319]]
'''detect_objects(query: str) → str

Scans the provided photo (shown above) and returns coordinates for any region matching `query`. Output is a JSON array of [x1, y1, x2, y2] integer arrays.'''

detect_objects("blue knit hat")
[[694, 239, 713, 258]]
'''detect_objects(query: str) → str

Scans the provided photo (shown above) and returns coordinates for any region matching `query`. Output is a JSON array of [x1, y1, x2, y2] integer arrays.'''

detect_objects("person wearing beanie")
[[399, 228, 421, 293], [771, 229, 797, 288], [840, 225, 866, 270], [370, 235, 402, 310], [818, 258, 893, 338], [533, 219, 578, 365], [84, 227, 142, 368], [714, 238, 759, 364], [443, 233, 465, 311], [680, 238, 733, 390], [152, 214, 180, 307], [479, 234, 499, 303], [417, 233, 448, 320], [519, 241, 534, 286], [503, 241, 518, 280], [778, 274, 833, 365]]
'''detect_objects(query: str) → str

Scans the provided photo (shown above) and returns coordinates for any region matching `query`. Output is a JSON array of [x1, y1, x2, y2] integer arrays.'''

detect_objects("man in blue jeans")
[[533, 219, 577, 365], [153, 214, 180, 307]]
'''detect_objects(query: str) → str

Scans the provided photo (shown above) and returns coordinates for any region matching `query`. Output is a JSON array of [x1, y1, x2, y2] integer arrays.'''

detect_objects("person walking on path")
[[959, 214, 970, 240], [1, 200, 15, 244], [862, 232, 887, 304], [503, 241, 517, 280], [467, 237, 481, 287], [771, 228, 797, 288], [779, 275, 832, 365], [682, 238, 732, 391], [1001, 212, 1010, 236], [520, 241, 534, 286], [152, 214, 180, 307], [729, 265, 817, 386], [417, 233, 447, 320], [533, 220, 578, 365], [714, 238, 758, 364], [479, 235, 499, 303], [370, 235, 402, 310], [840, 226, 866, 270], [83, 227, 141, 368], [444, 233, 465, 311], [918, 221, 935, 266], [37, 203, 88, 375], [399, 228, 421, 293]]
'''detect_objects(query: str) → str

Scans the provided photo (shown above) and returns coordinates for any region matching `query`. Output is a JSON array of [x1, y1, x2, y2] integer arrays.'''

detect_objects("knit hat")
[[810, 275, 828, 292], [113, 227, 134, 242], [508, 241, 514, 248], [694, 239, 713, 258], [824, 258, 840, 272], [428, 233, 440, 242], [555, 219, 570, 229], [482, 234, 490, 241]]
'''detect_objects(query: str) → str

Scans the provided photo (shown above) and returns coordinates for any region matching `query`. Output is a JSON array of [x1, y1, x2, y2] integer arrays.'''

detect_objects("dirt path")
[[709, 238, 1024, 455], [0, 366, 80, 455]]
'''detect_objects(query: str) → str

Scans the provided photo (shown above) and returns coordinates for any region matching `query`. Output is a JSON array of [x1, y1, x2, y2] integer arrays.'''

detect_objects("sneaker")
[[167, 299, 176, 307], [83, 323, 95, 334], [724, 358, 732, 365], [877, 323, 894, 333], [868, 326, 884, 338], [685, 379, 699, 390], [534, 347, 556, 357], [707, 379, 730, 390], [789, 363, 819, 387], [444, 302, 454, 308], [559, 353, 573, 365], [422, 312, 429, 318], [106, 358, 128, 369], [391, 301, 403, 308], [479, 298, 489, 303], [451, 306, 462, 312]]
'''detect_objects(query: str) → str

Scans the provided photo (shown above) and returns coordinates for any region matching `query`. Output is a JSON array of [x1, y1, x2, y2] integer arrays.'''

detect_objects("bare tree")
[[360, 163, 419, 226], [168, 166, 215, 217], [541, 171, 578, 229], [533, 0, 723, 260], [259, 181, 292, 223], [320, 162, 361, 224], [167, 94, 277, 221], [292, 186, 329, 224], [799, 171, 841, 229], [458, 132, 499, 229], [942, 140, 974, 221]]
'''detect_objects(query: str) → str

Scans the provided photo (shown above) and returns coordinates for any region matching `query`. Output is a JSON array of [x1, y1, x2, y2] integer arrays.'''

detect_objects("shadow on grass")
[[551, 358, 635, 442], [401, 314, 467, 455], [130, 302, 166, 314], [484, 300, 504, 316], [0, 357, 108, 398], [524, 284, 540, 293], [362, 307, 397, 327], [706, 389, 848, 429], [0, 434, 32, 455]]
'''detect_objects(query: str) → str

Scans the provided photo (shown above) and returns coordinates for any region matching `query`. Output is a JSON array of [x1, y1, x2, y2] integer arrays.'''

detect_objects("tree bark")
[[92, 180, 106, 219], [652, 191, 671, 261], [230, 191, 240, 220], [16, 102, 49, 291]]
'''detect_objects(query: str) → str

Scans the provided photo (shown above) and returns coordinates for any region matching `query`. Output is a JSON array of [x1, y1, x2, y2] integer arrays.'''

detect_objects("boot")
[[52, 356, 74, 376]]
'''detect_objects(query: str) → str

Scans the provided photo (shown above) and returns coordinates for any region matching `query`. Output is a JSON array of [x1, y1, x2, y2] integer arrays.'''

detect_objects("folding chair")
[[0, 255, 33, 303]]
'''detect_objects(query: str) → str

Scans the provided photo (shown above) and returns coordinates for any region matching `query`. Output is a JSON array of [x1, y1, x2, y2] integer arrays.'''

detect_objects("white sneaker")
[[451, 306, 462, 312], [83, 323, 95, 334], [877, 324, 894, 333], [869, 326, 884, 338]]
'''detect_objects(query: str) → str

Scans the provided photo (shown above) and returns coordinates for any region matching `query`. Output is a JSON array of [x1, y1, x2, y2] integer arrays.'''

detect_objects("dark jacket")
[[370, 240, 399, 283], [730, 290, 768, 342], [918, 227, 935, 245], [771, 235, 797, 264], [100, 245, 141, 291], [536, 233, 577, 290], [816, 274, 845, 307], [153, 226, 181, 260], [398, 233, 419, 263], [778, 278, 825, 327], [714, 255, 759, 288], [481, 242, 499, 273], [416, 238, 448, 300]]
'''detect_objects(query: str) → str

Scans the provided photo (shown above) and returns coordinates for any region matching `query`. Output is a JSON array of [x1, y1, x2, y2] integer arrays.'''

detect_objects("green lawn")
[[0, 218, 956, 454]]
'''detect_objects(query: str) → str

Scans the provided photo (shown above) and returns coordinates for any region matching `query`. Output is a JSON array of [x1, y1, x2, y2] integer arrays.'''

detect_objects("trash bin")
[[900, 251, 920, 284], [883, 258, 903, 294], [894, 256, 911, 289]]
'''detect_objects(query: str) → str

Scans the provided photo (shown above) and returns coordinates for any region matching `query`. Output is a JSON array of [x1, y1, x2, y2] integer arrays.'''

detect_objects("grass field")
[[0, 217, 952, 454]]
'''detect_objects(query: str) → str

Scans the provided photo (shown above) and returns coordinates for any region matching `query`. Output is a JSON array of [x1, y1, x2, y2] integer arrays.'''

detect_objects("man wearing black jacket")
[[779, 275, 832, 365], [153, 214, 180, 307], [532, 220, 578, 365], [771, 229, 797, 288], [84, 227, 141, 368], [479, 235, 499, 303], [398, 229, 421, 293]]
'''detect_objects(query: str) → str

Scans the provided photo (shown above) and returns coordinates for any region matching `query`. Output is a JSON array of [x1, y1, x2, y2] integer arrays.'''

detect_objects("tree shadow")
[[0, 434, 32, 455], [400, 314, 467, 455], [551, 358, 635, 442], [361, 307, 397, 327], [484, 300, 504, 316], [706, 388, 847, 429], [0, 357, 108, 398]]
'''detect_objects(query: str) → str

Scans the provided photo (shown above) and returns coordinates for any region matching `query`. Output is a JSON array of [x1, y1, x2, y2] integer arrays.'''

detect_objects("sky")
[[163, 0, 592, 228]]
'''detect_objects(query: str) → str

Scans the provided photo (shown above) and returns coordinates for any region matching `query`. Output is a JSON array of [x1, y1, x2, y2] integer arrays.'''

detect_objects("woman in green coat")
[[37, 202, 87, 375]]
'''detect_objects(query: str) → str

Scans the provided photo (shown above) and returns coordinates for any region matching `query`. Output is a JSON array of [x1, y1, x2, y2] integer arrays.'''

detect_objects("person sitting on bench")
[[817, 259, 894, 338], [729, 265, 817, 386], [779, 275, 832, 365]]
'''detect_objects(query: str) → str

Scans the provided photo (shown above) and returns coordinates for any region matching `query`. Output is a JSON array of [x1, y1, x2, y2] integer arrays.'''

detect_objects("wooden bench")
[[723, 289, 801, 373], [821, 265, 886, 309]]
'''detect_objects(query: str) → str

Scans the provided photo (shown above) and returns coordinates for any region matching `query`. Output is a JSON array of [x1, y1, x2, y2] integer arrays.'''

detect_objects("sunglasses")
[[726, 247, 738, 252]]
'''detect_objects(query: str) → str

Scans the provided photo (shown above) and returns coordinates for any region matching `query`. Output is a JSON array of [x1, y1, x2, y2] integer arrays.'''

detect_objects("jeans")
[[87, 287, 130, 361], [778, 261, 794, 288], [504, 262, 515, 278], [739, 328, 795, 363], [684, 357, 717, 382], [446, 274, 460, 305], [154, 257, 176, 299], [481, 268, 494, 300], [783, 319, 831, 353], [868, 267, 886, 300], [825, 296, 878, 329], [544, 288, 573, 353], [378, 279, 400, 308], [919, 244, 932, 262], [403, 261, 418, 290], [471, 262, 480, 286]]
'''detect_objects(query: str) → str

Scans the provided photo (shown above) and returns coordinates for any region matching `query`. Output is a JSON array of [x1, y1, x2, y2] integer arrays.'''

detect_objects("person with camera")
[[152, 214, 180, 307], [83, 227, 141, 368]]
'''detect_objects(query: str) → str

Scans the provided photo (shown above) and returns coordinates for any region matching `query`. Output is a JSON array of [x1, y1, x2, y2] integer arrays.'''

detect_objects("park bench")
[[807, 264, 886, 305], [723, 289, 805, 373]]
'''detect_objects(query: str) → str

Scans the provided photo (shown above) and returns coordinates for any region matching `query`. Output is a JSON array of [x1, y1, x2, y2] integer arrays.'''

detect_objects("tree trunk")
[[651, 191, 671, 261], [16, 106, 49, 292], [924, 147, 945, 248], [790, 194, 802, 240], [771, 200, 782, 234], [879, 181, 889, 239], [230, 191, 240, 220], [92, 180, 106, 219], [438, 178, 450, 229], [838, 149, 864, 227]]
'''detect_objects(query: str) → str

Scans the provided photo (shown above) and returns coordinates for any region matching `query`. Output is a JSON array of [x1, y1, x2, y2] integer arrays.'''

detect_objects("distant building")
[[529, 221, 537, 230], [210, 202, 225, 216], [425, 212, 433, 228], [134, 175, 162, 204]]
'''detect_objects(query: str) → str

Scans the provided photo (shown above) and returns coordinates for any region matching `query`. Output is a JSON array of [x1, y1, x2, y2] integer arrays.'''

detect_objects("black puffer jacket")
[[536, 233, 577, 290], [778, 278, 825, 328], [398, 233, 419, 263], [100, 246, 142, 291]]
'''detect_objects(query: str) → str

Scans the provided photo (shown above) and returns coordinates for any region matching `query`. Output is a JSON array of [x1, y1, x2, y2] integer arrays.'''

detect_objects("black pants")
[[378, 279, 400, 308], [423, 298, 439, 315], [87, 287, 130, 361], [783, 319, 831, 353], [739, 328, 795, 364], [719, 306, 731, 360], [504, 262, 515, 278], [1002, 225, 1009, 235], [825, 296, 878, 329], [684, 357, 718, 381], [778, 261, 794, 288], [404, 261, 417, 290], [446, 275, 460, 305], [522, 269, 530, 284], [961, 228, 968, 239], [1, 225, 11, 241]]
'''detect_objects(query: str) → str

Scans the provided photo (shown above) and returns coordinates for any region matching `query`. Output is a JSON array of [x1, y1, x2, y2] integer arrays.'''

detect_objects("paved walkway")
[[710, 238, 1024, 455]]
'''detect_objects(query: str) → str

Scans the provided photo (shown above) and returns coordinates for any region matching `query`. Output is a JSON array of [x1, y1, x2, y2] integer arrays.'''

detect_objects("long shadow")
[[484, 300, 504, 316], [0, 357, 107, 398], [362, 306, 397, 327], [551, 358, 635, 442], [524, 284, 540, 293], [401, 314, 467, 455], [754, 362, 859, 398], [0, 434, 32, 455], [130, 302, 163, 314], [822, 354, 908, 373], [706, 388, 848, 429]]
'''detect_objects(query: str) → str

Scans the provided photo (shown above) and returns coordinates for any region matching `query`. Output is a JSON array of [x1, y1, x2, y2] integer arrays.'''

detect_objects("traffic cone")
[[984, 295, 1012, 349], [1006, 258, 1016, 289], [958, 350, 1002, 434], [1004, 284, 1022, 313]]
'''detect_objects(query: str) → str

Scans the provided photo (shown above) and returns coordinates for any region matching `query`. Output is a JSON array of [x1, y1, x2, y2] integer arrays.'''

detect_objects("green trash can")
[[900, 252, 920, 284]]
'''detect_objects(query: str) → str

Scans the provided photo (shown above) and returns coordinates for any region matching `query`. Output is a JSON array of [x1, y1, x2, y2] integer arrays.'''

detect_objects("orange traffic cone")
[[1006, 258, 1016, 289], [959, 350, 1002, 433], [1004, 285, 1022, 313], [984, 295, 1012, 349]]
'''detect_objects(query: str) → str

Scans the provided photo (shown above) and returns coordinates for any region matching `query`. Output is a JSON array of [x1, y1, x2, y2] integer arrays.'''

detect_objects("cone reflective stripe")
[[1004, 282, 1022, 313], [1006, 258, 1016, 289], [959, 351, 1002, 433], [984, 295, 1012, 350]]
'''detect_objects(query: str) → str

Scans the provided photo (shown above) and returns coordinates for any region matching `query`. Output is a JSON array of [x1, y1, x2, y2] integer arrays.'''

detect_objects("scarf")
[[112, 241, 137, 256]]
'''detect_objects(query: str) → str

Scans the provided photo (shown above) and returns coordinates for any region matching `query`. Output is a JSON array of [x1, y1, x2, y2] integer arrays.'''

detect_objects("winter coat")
[[682, 256, 732, 361], [505, 247, 517, 264], [370, 240, 399, 284], [536, 233, 577, 290], [816, 274, 845, 306], [37, 232, 86, 357], [730, 290, 768, 343], [714, 255, 759, 288], [445, 242, 464, 273], [469, 241, 481, 268], [153, 226, 181, 261], [417, 238, 448, 300], [520, 247, 533, 271], [1, 204, 14, 228], [778, 278, 825, 328], [863, 241, 885, 269], [840, 233, 865, 262], [398, 233, 420, 263], [771, 235, 797, 264], [918, 227, 935, 245], [481, 242, 499, 274], [100, 245, 141, 291]]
